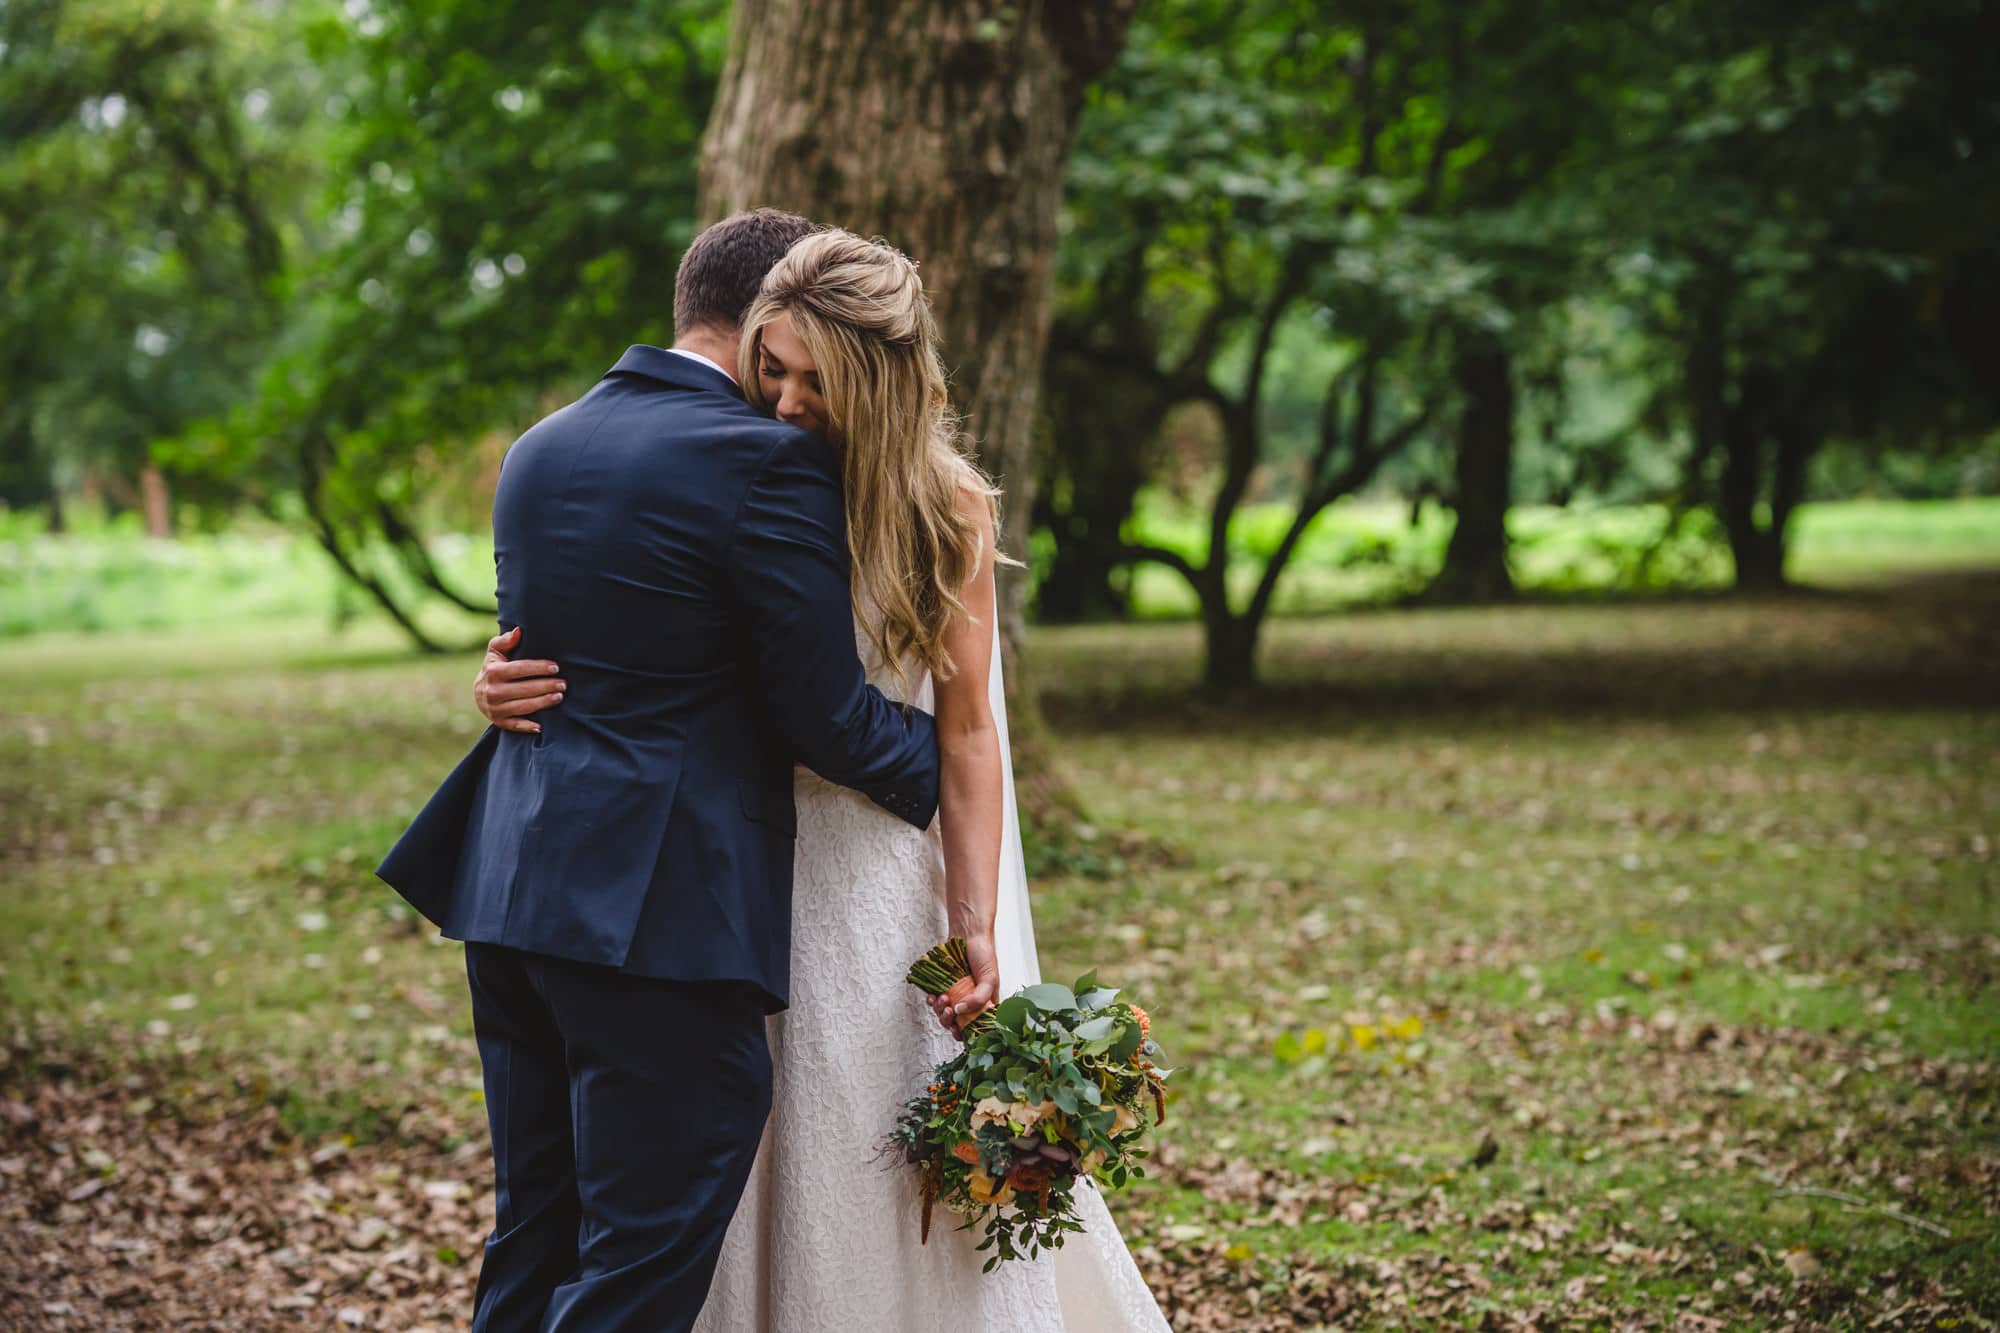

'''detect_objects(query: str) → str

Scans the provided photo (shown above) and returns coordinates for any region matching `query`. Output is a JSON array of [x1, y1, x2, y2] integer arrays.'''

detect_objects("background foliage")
[[4, 0, 1993, 665]]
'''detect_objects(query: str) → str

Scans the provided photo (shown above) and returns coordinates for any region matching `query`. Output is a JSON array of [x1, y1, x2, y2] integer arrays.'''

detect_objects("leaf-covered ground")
[[3, 578, 1996, 1329]]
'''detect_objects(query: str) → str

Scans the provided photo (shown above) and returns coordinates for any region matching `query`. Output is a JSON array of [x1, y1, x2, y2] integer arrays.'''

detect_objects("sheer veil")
[[985, 620, 1044, 993], [984, 625, 1174, 1328]]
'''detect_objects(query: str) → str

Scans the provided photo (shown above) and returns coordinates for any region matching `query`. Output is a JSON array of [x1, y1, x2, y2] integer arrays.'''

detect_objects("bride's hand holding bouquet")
[[923, 931, 1001, 1036]]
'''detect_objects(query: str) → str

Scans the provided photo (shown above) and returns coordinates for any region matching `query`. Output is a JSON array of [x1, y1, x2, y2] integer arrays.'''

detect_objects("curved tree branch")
[[298, 432, 446, 653], [377, 500, 498, 615], [1112, 540, 1202, 591], [1240, 353, 1437, 634]]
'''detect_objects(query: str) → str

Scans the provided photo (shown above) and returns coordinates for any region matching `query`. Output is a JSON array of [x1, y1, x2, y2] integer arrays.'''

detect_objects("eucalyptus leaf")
[[1018, 983, 1077, 1012], [991, 995, 1032, 1032], [1072, 1014, 1118, 1041]]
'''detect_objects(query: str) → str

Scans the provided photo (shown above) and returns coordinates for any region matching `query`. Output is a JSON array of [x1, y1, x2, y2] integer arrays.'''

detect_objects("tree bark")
[[1766, 397, 1818, 582], [1427, 329, 1515, 603], [1721, 385, 1819, 592], [1685, 280, 1776, 592], [139, 464, 173, 539], [1035, 522, 1132, 622], [1200, 607, 1256, 695], [699, 0, 1136, 828], [1718, 370, 1788, 591], [1033, 329, 1173, 624], [1718, 442, 1782, 590]]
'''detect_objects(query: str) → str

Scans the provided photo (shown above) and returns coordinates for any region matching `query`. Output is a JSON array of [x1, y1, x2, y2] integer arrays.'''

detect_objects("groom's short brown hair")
[[673, 208, 819, 336]]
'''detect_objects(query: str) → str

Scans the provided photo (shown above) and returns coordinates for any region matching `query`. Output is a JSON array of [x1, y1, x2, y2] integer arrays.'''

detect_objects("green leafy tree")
[[1405, 1, 1648, 604], [1049, 2, 1493, 689], [0, 0, 317, 530], [1590, 0, 1999, 589], [215, 0, 726, 646]]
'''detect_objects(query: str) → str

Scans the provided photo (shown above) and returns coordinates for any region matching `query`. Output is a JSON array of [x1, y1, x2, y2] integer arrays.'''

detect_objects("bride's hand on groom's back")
[[474, 626, 567, 734]]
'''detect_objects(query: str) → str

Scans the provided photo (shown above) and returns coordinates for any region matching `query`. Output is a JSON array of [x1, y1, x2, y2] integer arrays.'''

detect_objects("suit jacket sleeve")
[[726, 431, 940, 828]]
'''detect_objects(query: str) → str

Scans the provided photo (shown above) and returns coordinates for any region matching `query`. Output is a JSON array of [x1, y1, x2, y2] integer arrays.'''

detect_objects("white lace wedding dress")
[[692, 622, 1171, 1333]]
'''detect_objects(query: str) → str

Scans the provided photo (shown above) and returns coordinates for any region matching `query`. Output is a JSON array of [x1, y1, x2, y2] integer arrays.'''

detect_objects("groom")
[[377, 208, 942, 1333]]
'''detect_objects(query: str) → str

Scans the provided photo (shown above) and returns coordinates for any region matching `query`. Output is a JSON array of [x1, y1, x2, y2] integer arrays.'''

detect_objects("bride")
[[475, 229, 1171, 1332]]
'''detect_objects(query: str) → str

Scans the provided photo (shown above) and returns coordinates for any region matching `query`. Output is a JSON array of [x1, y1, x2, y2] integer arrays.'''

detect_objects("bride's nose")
[[776, 387, 813, 426]]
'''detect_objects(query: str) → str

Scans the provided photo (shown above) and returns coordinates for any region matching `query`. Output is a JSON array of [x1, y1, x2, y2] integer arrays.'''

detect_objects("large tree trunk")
[[1035, 527, 1132, 623], [1765, 397, 1818, 584], [1427, 329, 1516, 603], [1686, 270, 1791, 593], [700, 0, 1135, 829], [1719, 370, 1787, 591], [1200, 609, 1256, 695], [139, 463, 173, 539], [1718, 445, 1783, 590], [1033, 361, 1164, 624], [1720, 386, 1818, 592]]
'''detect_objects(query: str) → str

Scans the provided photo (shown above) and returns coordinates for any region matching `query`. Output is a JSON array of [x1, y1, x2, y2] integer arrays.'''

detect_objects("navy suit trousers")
[[463, 943, 772, 1333]]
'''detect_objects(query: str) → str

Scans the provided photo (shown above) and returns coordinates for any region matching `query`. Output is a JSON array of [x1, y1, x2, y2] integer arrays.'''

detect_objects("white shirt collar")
[[666, 346, 734, 382]]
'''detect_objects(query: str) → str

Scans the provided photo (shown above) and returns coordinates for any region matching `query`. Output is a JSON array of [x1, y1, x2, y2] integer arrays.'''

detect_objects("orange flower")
[[1127, 1003, 1151, 1038], [950, 1140, 981, 1166]]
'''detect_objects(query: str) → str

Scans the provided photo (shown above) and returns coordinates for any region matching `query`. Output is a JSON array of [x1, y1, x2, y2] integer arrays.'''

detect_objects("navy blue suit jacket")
[[378, 346, 940, 1011]]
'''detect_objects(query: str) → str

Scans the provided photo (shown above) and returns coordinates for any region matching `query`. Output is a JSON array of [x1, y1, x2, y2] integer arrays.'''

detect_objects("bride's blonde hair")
[[740, 229, 997, 693]]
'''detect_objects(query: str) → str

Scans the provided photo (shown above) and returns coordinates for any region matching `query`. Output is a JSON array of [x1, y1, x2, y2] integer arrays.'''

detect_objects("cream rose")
[[971, 1096, 1058, 1134]]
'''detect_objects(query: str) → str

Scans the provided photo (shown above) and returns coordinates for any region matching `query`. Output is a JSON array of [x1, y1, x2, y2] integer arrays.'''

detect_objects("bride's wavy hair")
[[739, 229, 999, 694]]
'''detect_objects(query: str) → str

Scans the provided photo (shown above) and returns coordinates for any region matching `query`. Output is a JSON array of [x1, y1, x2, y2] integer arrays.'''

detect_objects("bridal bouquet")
[[887, 939, 1172, 1269]]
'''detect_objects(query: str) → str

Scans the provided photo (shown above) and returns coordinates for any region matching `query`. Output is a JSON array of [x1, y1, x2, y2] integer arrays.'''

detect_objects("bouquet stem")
[[905, 938, 972, 994], [905, 938, 995, 1038]]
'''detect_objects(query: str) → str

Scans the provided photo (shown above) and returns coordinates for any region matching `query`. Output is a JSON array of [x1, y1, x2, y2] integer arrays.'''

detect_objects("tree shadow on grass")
[[1040, 572, 2000, 735]]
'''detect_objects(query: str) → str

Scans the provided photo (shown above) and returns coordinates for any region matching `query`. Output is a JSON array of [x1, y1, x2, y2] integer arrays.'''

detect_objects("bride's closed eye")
[[759, 358, 820, 393]]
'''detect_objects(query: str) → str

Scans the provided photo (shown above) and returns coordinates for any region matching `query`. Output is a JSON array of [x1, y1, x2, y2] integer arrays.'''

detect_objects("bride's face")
[[757, 312, 836, 440]]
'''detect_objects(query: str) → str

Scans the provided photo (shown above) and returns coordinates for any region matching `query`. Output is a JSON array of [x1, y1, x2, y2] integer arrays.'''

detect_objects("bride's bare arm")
[[930, 486, 1005, 1034]]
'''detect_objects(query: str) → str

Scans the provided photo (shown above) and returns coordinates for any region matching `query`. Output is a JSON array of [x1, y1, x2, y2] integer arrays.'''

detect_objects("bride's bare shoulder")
[[950, 464, 998, 547]]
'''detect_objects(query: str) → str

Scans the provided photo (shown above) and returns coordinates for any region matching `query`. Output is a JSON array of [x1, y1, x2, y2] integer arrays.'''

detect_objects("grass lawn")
[[2, 578, 1996, 1328]]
